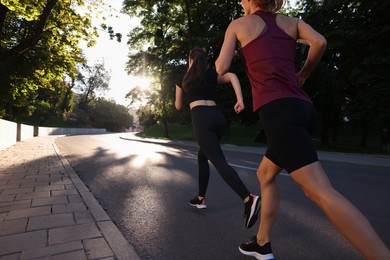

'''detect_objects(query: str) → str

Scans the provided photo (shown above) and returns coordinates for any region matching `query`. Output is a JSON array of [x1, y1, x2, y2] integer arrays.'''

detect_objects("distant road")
[[55, 133, 390, 260]]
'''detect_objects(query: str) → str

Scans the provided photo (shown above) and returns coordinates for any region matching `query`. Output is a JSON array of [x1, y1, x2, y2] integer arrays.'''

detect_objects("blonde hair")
[[255, 0, 285, 13]]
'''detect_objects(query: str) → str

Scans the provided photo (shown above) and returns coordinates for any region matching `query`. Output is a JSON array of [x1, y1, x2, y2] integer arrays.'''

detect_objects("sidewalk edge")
[[52, 137, 141, 260]]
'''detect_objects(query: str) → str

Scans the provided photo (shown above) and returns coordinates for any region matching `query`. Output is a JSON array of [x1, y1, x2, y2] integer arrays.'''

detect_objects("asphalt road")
[[55, 133, 390, 260]]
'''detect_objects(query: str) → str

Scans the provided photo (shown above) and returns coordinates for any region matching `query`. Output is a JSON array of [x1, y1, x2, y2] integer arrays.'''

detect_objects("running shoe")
[[189, 196, 207, 209], [239, 236, 274, 260], [244, 194, 261, 228]]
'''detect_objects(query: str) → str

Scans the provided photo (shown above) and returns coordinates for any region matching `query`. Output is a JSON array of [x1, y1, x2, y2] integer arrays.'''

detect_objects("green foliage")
[[300, 0, 390, 146], [0, 0, 110, 121], [135, 104, 157, 129], [88, 98, 134, 132], [123, 1, 301, 135], [75, 61, 111, 108]]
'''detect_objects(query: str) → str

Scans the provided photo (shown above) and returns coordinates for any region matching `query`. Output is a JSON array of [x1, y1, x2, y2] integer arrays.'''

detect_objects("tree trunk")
[[162, 119, 169, 139], [0, 0, 58, 60]]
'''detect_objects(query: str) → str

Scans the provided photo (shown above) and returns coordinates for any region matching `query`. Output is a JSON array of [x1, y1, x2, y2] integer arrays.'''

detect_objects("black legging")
[[191, 106, 250, 200]]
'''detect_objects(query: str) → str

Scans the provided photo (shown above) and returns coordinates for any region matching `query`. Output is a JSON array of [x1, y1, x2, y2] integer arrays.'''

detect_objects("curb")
[[52, 138, 141, 260]]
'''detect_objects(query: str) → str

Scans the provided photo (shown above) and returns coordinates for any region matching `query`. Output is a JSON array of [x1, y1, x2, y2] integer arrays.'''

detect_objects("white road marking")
[[183, 154, 289, 176]]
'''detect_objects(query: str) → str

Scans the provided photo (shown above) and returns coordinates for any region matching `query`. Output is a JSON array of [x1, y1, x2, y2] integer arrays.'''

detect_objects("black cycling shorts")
[[257, 98, 319, 173]]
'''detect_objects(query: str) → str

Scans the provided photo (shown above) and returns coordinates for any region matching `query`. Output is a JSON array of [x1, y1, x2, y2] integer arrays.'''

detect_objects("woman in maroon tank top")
[[216, 0, 390, 259]]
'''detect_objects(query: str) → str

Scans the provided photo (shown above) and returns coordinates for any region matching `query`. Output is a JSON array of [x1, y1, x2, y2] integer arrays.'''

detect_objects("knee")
[[256, 165, 274, 184], [300, 184, 335, 206]]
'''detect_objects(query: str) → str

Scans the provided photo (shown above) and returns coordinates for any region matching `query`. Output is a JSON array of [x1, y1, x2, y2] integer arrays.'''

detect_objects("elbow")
[[175, 101, 182, 110], [318, 35, 327, 52], [215, 60, 228, 75]]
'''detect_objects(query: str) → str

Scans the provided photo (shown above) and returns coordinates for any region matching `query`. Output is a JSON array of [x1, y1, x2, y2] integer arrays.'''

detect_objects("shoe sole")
[[238, 247, 274, 260], [246, 196, 261, 228], [189, 203, 207, 209]]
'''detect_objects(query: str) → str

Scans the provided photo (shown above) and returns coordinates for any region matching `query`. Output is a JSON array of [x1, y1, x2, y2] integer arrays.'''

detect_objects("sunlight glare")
[[132, 76, 152, 91]]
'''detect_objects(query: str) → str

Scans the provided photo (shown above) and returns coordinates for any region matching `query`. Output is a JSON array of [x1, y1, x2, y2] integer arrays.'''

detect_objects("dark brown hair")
[[182, 48, 208, 92], [254, 0, 285, 12]]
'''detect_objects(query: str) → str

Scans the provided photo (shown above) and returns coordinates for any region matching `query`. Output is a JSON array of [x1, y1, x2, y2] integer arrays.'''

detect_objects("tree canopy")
[[2, 0, 388, 146], [0, 0, 104, 120], [123, 0, 389, 147]]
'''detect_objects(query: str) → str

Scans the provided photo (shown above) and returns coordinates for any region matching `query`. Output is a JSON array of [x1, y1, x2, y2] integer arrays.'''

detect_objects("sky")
[[81, 0, 298, 106], [80, 1, 143, 106]]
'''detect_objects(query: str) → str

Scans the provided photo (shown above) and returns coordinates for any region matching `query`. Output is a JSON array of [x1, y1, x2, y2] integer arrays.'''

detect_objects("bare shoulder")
[[229, 16, 249, 29], [276, 14, 299, 39]]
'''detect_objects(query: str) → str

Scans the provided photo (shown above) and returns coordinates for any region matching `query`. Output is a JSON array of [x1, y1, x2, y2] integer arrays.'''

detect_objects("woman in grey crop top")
[[216, 0, 390, 259], [175, 48, 261, 229]]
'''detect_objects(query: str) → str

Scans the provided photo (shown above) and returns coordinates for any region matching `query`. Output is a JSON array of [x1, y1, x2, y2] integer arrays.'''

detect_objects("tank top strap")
[[253, 10, 278, 30]]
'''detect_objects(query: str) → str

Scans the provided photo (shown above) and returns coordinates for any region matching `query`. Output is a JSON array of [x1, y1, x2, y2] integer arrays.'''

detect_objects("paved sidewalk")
[[0, 136, 140, 260]]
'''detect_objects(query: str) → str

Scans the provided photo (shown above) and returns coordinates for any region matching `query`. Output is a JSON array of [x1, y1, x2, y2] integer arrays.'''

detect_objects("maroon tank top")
[[241, 10, 311, 112]]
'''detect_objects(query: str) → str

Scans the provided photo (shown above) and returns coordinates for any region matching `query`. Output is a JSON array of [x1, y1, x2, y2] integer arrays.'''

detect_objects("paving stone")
[[20, 182, 49, 188], [50, 180, 72, 185], [5, 206, 51, 220], [37, 176, 64, 182], [97, 221, 141, 260], [0, 218, 27, 236], [71, 179, 89, 193], [8, 179, 35, 184], [52, 202, 86, 214], [0, 252, 20, 260], [49, 223, 102, 245], [31, 196, 68, 207], [24, 173, 39, 178], [83, 237, 114, 259], [79, 192, 110, 222], [27, 213, 74, 231], [0, 184, 19, 189], [40, 250, 87, 260], [51, 189, 78, 197], [35, 185, 65, 192], [0, 136, 141, 260], [15, 191, 50, 201], [0, 200, 31, 213], [0, 230, 46, 255], [21, 241, 83, 259], [1, 187, 34, 195], [68, 195, 83, 203], [74, 211, 94, 224], [0, 194, 15, 203]]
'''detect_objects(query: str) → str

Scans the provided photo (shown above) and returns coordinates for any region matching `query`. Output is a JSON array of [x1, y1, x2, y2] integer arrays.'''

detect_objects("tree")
[[75, 61, 111, 110], [0, 0, 113, 121], [88, 98, 134, 132], [124, 0, 189, 138], [123, 0, 249, 137], [301, 0, 390, 147]]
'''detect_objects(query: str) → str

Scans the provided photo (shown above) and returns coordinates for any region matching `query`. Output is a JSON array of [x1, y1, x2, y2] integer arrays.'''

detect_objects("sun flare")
[[132, 76, 152, 91]]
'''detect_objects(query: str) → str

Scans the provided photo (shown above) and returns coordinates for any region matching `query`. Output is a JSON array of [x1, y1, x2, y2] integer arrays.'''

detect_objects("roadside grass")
[[136, 123, 387, 155]]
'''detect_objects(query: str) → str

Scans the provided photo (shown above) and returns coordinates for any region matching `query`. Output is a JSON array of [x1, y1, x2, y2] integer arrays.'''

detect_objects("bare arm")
[[296, 19, 327, 86], [215, 21, 238, 75], [175, 85, 183, 110], [218, 72, 245, 113]]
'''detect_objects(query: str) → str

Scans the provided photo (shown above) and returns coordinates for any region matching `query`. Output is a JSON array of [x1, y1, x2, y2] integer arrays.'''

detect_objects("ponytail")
[[182, 48, 208, 92], [255, 0, 285, 13]]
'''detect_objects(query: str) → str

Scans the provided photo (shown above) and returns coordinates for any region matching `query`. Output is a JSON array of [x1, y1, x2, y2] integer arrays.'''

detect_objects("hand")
[[234, 102, 245, 114]]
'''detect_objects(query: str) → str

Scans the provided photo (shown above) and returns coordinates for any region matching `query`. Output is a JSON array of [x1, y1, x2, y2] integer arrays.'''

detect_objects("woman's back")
[[236, 12, 298, 49], [239, 11, 310, 111]]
